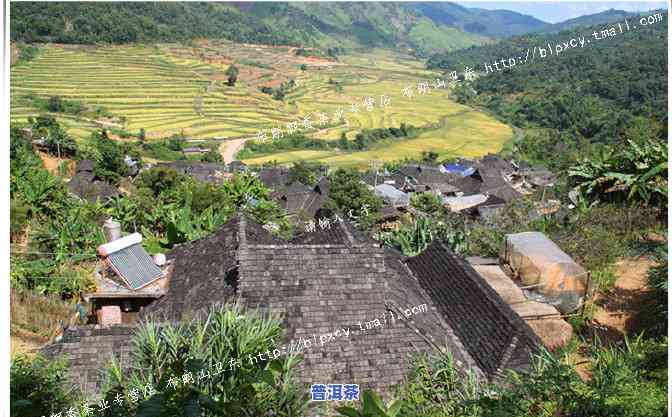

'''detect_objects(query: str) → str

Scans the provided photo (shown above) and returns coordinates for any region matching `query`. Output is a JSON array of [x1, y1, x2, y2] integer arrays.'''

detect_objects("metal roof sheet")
[[107, 243, 163, 290]]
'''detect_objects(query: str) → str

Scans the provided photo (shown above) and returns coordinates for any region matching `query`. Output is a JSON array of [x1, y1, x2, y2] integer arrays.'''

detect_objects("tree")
[[90, 130, 128, 183], [338, 132, 349, 150], [354, 133, 366, 150], [31, 115, 78, 157], [47, 95, 63, 112], [288, 161, 317, 186], [201, 148, 223, 163], [421, 151, 439, 164], [136, 166, 182, 197], [411, 192, 443, 214], [272, 89, 285, 101], [326, 168, 383, 227], [167, 133, 185, 151], [225, 64, 239, 86]]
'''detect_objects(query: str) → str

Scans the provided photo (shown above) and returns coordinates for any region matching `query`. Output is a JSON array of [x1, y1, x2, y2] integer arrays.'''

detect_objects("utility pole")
[[370, 160, 382, 187]]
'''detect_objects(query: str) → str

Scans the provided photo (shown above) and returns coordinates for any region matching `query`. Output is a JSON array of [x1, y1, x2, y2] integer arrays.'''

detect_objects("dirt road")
[[219, 137, 251, 163]]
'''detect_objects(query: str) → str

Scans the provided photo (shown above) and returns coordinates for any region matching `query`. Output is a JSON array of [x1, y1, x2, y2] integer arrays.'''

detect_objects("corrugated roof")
[[107, 243, 163, 290]]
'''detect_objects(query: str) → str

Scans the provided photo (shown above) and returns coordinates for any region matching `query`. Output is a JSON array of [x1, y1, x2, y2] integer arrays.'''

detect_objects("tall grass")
[[10, 288, 75, 340]]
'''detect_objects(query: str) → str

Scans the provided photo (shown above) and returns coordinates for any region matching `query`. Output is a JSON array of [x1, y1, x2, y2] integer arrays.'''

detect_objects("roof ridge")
[[238, 213, 247, 247]]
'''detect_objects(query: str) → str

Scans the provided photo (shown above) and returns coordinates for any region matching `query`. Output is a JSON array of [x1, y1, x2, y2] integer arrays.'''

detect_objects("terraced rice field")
[[10, 42, 513, 166]]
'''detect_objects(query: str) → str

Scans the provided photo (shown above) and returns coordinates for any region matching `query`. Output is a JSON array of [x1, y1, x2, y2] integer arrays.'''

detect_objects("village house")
[[181, 146, 211, 156], [157, 161, 233, 184], [270, 177, 330, 222], [363, 156, 555, 218], [43, 213, 543, 402], [67, 159, 120, 203]]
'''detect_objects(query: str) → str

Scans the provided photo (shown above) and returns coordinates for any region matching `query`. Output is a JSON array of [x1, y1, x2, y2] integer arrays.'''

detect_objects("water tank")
[[103, 218, 122, 242]]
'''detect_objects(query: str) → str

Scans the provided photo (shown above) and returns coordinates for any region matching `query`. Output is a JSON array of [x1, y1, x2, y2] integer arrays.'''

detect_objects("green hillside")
[[408, 2, 548, 37], [540, 8, 632, 33], [426, 11, 667, 142], [10, 2, 488, 56]]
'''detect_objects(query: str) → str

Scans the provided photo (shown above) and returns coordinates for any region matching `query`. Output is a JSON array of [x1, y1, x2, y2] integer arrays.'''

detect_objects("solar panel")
[[107, 243, 164, 290]]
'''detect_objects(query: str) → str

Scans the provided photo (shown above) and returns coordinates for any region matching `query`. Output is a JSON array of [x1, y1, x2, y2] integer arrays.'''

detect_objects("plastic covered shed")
[[374, 184, 410, 207], [502, 232, 589, 313]]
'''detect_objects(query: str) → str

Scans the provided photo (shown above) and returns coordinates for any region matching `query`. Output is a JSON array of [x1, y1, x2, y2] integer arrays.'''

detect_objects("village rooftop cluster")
[[36, 144, 595, 412]]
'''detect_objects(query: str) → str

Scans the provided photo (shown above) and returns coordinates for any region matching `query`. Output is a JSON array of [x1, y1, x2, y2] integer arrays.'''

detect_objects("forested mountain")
[[537, 8, 633, 34], [408, 3, 548, 38], [427, 12, 667, 146], [10, 2, 489, 55]]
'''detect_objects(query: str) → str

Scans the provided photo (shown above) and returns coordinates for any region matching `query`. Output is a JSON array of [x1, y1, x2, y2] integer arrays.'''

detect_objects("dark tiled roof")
[[143, 215, 282, 321], [396, 165, 451, 185], [291, 219, 355, 245], [258, 167, 290, 190], [405, 241, 541, 377], [229, 161, 247, 171], [451, 175, 483, 195], [272, 181, 329, 221], [76, 159, 95, 173], [41, 326, 136, 400], [140, 214, 486, 395], [482, 184, 521, 202], [236, 242, 477, 394], [67, 175, 120, 203], [473, 156, 521, 202], [158, 162, 229, 184], [46, 213, 540, 403]]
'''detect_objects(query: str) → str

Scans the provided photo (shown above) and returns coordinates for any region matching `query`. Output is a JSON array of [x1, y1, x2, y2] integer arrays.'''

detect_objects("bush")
[[411, 192, 443, 214], [287, 161, 318, 186], [136, 167, 183, 197], [569, 121, 668, 209], [87, 130, 128, 183], [101, 304, 310, 417], [200, 148, 223, 163], [225, 64, 239, 86], [395, 353, 481, 417], [11, 354, 79, 417], [326, 168, 383, 227]]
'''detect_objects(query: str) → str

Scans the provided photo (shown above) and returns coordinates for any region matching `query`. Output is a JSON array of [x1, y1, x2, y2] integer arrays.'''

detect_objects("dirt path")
[[591, 256, 657, 343], [217, 124, 343, 164], [219, 137, 251, 163], [569, 256, 656, 381]]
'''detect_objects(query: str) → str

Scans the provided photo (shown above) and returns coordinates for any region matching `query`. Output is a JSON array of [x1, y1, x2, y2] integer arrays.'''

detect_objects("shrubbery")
[[100, 305, 309, 417], [11, 354, 79, 417]]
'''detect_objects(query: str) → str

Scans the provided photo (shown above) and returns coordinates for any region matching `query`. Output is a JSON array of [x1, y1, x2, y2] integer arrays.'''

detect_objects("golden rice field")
[[10, 42, 513, 166]]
